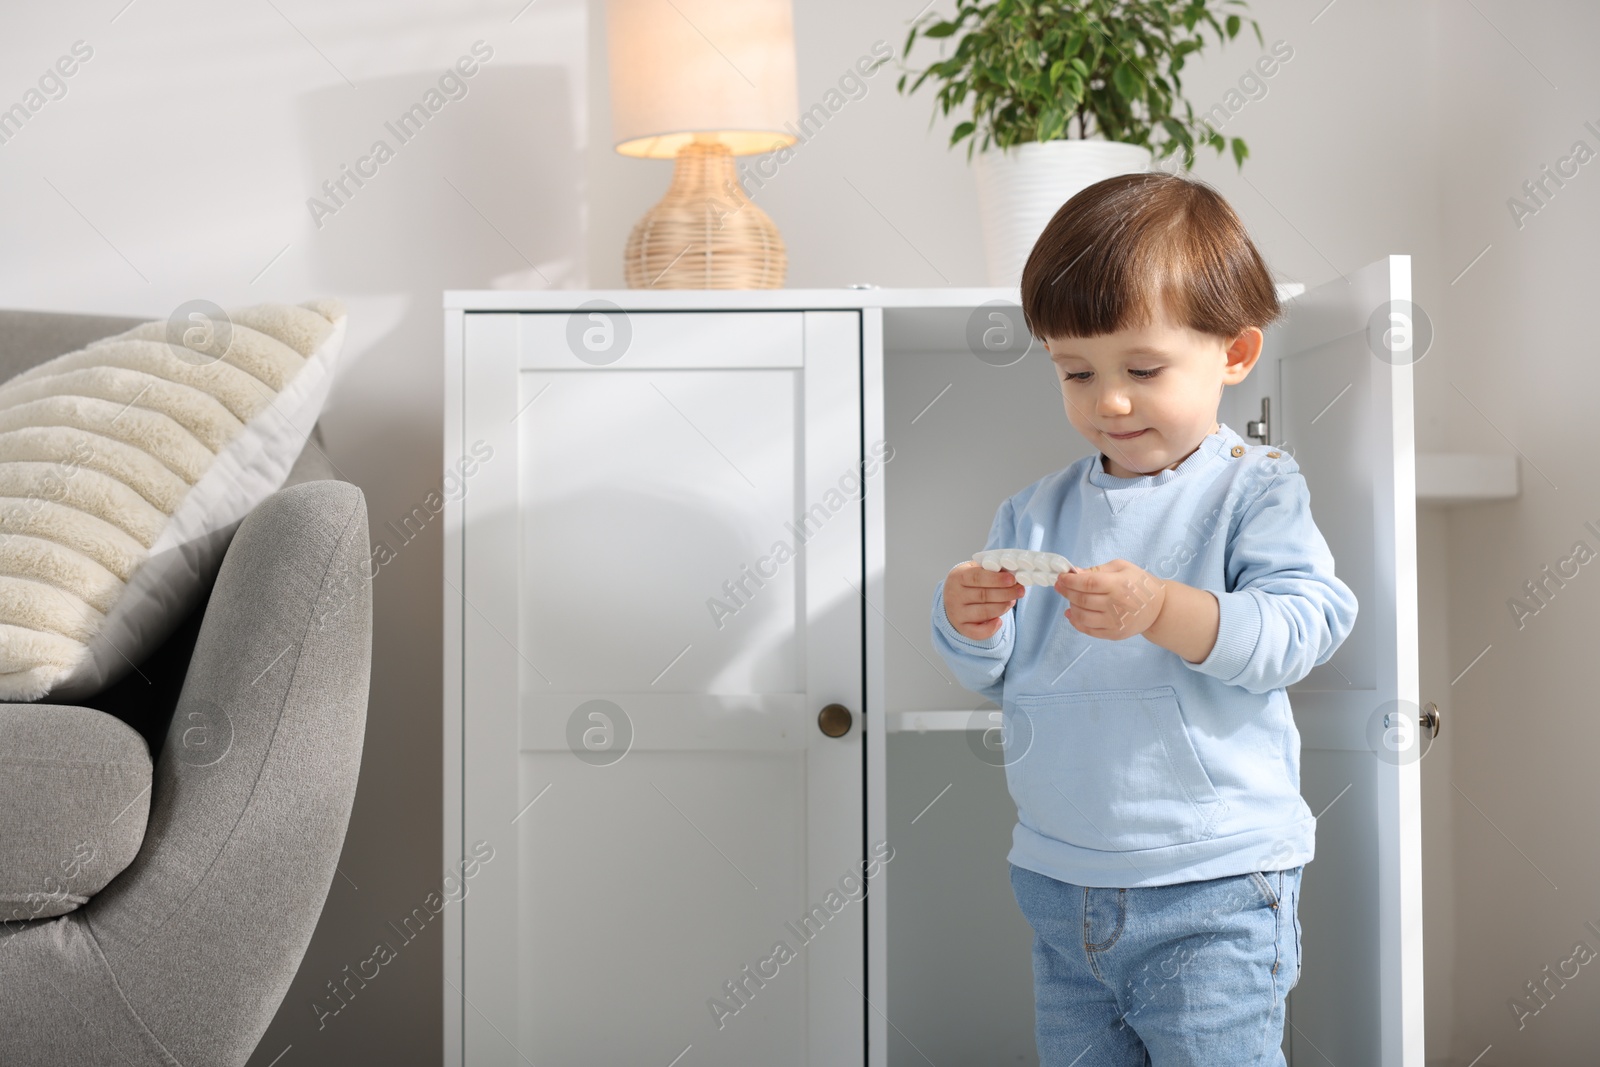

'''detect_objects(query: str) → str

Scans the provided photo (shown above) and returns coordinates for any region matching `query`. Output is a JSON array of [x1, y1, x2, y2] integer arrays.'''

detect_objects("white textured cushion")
[[0, 298, 345, 701]]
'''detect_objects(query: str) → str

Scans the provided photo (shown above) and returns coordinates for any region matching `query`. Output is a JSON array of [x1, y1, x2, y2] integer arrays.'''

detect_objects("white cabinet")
[[444, 273, 1426, 1066]]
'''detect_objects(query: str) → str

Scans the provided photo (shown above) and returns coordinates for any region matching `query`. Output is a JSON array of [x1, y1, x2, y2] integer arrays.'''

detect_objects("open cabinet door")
[[1244, 255, 1425, 1064]]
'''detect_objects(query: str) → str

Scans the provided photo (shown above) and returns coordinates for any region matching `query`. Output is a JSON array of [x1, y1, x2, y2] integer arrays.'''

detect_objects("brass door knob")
[[817, 703, 853, 738]]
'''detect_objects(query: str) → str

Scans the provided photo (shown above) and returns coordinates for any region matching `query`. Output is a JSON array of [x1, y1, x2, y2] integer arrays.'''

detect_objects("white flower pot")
[[973, 139, 1153, 289]]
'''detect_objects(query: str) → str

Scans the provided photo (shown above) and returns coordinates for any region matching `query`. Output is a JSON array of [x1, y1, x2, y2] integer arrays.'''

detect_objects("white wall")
[[3, 0, 1594, 1061], [1432, 2, 1600, 1063]]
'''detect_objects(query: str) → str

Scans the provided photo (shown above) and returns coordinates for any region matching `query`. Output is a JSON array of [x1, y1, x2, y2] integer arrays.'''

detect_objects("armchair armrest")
[[0, 479, 373, 1067]]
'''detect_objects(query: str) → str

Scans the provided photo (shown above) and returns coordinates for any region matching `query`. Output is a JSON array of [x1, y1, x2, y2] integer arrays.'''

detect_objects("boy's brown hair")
[[1020, 172, 1281, 349]]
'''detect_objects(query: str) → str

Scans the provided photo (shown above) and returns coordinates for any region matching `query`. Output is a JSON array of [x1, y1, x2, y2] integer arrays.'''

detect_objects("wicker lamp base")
[[623, 141, 787, 289]]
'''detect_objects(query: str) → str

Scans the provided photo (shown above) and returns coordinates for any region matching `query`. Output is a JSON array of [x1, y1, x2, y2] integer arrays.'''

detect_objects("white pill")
[[970, 548, 1077, 581]]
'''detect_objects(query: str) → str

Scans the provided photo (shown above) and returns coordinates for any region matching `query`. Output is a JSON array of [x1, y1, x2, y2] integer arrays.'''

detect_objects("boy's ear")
[[1222, 326, 1265, 385]]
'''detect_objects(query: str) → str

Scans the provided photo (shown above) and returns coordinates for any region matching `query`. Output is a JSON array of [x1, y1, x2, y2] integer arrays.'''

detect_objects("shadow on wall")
[[296, 61, 580, 294]]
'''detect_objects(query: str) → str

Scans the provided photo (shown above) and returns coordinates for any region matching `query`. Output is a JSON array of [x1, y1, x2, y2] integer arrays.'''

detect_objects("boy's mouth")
[[1104, 428, 1147, 440]]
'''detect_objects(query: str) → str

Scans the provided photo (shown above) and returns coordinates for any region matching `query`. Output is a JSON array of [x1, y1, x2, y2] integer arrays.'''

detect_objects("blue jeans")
[[1008, 862, 1303, 1066]]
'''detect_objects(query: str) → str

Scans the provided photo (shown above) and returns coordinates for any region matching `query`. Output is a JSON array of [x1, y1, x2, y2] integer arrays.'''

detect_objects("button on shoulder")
[[1236, 442, 1302, 478]]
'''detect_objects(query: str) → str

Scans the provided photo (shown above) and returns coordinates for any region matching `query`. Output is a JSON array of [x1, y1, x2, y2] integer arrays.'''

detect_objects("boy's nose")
[[1095, 389, 1132, 416]]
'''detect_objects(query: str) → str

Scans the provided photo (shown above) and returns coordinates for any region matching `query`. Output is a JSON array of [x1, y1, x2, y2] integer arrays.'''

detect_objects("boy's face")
[[1045, 309, 1264, 479]]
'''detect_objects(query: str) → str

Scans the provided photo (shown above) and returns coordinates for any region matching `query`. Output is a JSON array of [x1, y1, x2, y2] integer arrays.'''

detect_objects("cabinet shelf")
[[888, 710, 991, 733]]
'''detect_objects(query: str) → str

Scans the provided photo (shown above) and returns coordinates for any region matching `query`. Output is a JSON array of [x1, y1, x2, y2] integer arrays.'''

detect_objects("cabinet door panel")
[[459, 310, 865, 1067]]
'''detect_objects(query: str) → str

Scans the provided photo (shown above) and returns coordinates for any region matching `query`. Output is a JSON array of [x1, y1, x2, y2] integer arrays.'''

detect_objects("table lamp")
[[605, 0, 800, 289]]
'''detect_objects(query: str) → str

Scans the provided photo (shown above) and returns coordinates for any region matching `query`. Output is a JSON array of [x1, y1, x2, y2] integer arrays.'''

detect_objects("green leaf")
[[1112, 63, 1140, 100], [1039, 105, 1062, 140], [1225, 14, 1241, 38], [1231, 137, 1248, 169], [924, 20, 961, 39], [950, 120, 976, 145]]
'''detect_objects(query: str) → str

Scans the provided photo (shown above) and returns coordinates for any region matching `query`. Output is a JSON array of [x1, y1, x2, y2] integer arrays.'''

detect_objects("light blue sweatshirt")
[[930, 422, 1358, 888]]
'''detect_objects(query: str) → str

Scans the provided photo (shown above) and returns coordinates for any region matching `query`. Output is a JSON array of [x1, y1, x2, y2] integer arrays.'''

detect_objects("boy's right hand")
[[942, 561, 1026, 641]]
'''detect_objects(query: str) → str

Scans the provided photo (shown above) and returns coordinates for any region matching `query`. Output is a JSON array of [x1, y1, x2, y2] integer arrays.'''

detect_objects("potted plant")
[[875, 0, 1264, 286]]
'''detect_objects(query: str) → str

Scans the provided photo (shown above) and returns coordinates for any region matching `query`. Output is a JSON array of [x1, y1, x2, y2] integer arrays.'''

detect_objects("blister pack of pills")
[[971, 549, 1077, 586]]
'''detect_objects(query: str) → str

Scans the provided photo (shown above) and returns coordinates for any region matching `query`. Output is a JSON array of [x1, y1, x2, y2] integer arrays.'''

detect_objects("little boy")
[[931, 172, 1358, 1065]]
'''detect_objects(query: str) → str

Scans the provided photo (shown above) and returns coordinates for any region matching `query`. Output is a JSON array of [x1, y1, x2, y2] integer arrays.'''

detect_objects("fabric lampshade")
[[606, 0, 800, 159]]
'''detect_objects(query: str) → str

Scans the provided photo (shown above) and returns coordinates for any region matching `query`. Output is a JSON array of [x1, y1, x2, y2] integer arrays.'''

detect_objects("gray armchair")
[[0, 309, 372, 1066]]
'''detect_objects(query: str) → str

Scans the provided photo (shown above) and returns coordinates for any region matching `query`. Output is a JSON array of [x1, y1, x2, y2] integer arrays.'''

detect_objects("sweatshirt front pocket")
[[1005, 685, 1228, 851]]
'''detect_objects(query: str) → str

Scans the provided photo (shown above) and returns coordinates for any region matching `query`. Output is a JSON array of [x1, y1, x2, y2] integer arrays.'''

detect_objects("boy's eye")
[[1060, 368, 1162, 382]]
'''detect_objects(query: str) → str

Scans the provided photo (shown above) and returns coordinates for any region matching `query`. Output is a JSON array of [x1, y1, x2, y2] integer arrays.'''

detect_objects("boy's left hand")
[[1054, 559, 1166, 640]]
